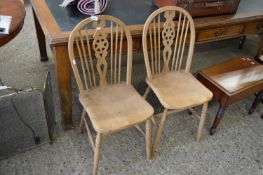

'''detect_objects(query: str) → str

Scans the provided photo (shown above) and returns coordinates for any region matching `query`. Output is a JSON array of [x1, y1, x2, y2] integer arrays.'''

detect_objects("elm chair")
[[142, 6, 213, 156], [68, 16, 154, 175]]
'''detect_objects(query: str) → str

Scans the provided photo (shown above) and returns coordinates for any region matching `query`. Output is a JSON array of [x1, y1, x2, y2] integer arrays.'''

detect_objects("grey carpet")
[[0, 1, 263, 175]]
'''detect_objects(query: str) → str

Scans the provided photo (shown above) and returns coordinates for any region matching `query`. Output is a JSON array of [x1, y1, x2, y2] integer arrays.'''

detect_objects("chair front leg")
[[146, 118, 152, 160], [93, 133, 103, 175], [152, 108, 168, 157], [197, 102, 208, 142], [143, 86, 156, 125], [80, 109, 86, 133]]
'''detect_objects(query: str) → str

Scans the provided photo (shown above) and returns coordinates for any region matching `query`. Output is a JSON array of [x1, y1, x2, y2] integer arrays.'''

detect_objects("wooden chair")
[[68, 16, 154, 175], [19, 0, 24, 5], [142, 6, 213, 156]]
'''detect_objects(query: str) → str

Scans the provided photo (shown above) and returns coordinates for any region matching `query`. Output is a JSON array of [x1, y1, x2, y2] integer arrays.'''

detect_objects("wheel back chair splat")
[[142, 6, 213, 157], [68, 16, 154, 175]]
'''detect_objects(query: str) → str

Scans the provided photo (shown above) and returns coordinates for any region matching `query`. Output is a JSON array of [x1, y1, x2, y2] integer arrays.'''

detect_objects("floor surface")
[[0, 1, 263, 175]]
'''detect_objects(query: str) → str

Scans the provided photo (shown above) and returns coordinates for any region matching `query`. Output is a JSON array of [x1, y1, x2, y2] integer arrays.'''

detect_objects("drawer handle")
[[204, 1, 224, 8], [257, 23, 263, 31], [214, 29, 227, 37]]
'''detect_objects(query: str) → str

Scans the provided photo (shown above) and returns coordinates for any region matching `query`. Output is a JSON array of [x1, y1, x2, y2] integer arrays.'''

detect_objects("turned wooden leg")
[[53, 46, 73, 129], [249, 91, 263, 114], [93, 133, 103, 175], [32, 8, 48, 62], [255, 34, 263, 63], [209, 106, 225, 135], [152, 109, 168, 157], [80, 109, 86, 133], [197, 102, 208, 142], [146, 119, 151, 160], [143, 86, 151, 99], [143, 86, 156, 125], [238, 36, 246, 49]]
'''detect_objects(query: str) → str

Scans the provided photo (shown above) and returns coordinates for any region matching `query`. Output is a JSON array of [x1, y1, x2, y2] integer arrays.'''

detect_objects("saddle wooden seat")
[[80, 83, 153, 134], [146, 71, 212, 109], [197, 56, 263, 135]]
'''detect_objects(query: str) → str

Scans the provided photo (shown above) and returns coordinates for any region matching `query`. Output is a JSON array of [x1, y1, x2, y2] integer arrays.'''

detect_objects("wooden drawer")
[[243, 21, 263, 34], [197, 25, 243, 42]]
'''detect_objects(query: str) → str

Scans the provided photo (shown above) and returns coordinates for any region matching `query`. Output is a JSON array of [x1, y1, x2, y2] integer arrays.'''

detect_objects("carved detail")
[[92, 20, 109, 86], [162, 11, 176, 72]]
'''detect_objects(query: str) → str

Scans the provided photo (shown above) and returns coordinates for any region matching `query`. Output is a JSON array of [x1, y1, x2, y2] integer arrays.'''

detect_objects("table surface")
[[0, 0, 25, 46], [46, 0, 157, 32], [31, 0, 263, 45], [45, 0, 263, 32]]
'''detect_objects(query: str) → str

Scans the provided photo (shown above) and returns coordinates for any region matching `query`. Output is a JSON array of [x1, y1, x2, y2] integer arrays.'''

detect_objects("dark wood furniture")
[[30, 0, 263, 129], [0, 0, 25, 47], [249, 91, 263, 119], [197, 57, 263, 134]]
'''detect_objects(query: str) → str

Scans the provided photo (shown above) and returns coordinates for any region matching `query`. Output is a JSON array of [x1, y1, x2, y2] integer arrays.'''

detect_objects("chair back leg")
[[146, 119, 152, 160], [80, 109, 86, 133]]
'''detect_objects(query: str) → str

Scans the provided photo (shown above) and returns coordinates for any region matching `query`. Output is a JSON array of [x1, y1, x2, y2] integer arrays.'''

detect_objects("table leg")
[[32, 8, 48, 62], [248, 91, 263, 115], [238, 36, 246, 49], [255, 34, 263, 63], [209, 105, 226, 135], [53, 45, 73, 130]]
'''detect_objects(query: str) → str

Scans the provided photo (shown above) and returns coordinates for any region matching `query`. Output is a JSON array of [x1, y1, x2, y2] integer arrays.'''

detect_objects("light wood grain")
[[68, 15, 154, 175], [142, 6, 212, 156], [79, 83, 153, 134], [146, 71, 212, 109]]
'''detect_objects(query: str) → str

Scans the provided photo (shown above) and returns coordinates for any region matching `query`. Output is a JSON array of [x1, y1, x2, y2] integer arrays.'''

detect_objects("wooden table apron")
[[30, 0, 263, 129]]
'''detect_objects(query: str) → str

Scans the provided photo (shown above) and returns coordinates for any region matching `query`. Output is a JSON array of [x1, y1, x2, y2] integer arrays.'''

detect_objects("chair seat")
[[79, 83, 154, 134], [146, 71, 213, 109]]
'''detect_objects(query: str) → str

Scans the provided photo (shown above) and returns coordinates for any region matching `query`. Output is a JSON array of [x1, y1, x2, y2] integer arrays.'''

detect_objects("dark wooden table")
[[30, 0, 263, 129], [0, 0, 25, 47]]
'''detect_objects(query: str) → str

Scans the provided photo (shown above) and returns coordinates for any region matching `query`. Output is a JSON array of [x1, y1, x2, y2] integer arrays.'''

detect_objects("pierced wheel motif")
[[162, 11, 176, 72]]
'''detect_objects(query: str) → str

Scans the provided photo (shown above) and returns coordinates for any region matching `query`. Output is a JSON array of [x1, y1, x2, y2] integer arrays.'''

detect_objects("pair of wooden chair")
[[68, 6, 212, 175]]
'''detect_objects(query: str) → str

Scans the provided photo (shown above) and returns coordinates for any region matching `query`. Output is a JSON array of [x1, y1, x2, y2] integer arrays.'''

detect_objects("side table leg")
[[209, 105, 226, 135], [32, 8, 48, 62], [238, 36, 246, 50], [255, 34, 263, 63], [53, 45, 73, 129], [248, 91, 263, 115]]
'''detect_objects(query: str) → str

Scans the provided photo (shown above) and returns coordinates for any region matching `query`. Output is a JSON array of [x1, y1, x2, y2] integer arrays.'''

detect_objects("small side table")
[[0, 0, 26, 47], [197, 57, 263, 135]]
